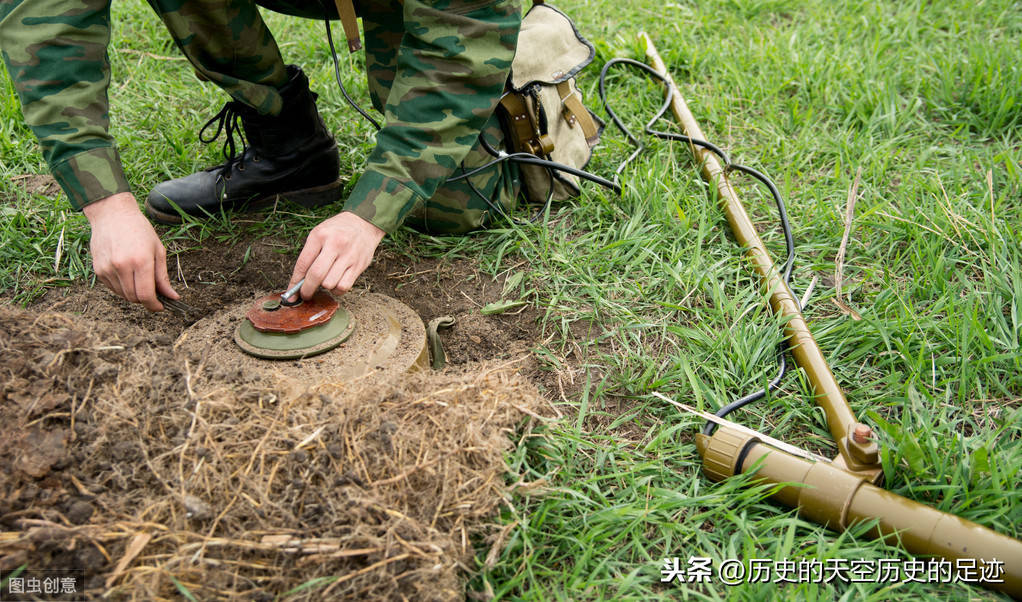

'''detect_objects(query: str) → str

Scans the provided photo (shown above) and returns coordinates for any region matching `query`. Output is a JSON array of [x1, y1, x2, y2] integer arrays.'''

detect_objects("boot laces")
[[199, 102, 251, 177]]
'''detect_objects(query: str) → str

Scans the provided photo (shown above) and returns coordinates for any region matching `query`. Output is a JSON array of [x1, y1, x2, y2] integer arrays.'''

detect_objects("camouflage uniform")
[[0, 0, 521, 234]]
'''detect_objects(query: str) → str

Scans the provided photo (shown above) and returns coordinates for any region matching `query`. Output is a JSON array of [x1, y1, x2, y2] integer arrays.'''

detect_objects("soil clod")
[[1, 250, 550, 600]]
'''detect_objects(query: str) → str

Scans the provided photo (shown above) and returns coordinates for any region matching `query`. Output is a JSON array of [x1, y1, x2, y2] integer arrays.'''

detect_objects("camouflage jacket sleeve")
[[0, 0, 130, 210], [341, 0, 521, 234]]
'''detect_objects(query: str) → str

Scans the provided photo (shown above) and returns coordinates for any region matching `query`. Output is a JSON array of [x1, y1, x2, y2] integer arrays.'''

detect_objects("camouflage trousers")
[[147, 0, 520, 234]]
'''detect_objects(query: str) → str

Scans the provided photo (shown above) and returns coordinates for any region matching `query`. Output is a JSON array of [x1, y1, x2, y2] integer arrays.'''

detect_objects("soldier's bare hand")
[[289, 212, 385, 299], [82, 192, 179, 312]]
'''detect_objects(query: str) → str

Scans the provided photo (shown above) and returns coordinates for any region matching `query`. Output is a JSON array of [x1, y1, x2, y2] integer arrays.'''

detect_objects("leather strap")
[[499, 93, 541, 154], [333, 0, 362, 52], [556, 81, 599, 145]]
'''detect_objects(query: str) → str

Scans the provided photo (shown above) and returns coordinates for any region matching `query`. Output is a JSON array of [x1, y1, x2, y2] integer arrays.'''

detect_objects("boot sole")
[[145, 178, 346, 225]]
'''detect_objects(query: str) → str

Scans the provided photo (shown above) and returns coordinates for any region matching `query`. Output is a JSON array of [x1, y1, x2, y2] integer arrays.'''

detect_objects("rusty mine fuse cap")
[[234, 290, 356, 360]]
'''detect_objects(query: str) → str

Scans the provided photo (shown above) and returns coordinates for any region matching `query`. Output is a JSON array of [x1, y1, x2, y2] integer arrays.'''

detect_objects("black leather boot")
[[145, 65, 343, 224]]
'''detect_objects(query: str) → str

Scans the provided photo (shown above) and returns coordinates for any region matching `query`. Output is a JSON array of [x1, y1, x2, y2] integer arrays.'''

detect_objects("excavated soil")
[[0, 237, 558, 600], [24, 238, 545, 372], [181, 292, 429, 389]]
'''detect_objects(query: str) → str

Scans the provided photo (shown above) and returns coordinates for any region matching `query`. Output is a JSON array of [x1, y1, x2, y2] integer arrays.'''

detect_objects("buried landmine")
[[180, 291, 430, 384], [0, 300, 546, 600]]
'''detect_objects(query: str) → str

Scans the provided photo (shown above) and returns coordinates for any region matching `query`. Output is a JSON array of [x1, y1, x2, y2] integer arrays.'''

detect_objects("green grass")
[[1, 0, 1020, 600]]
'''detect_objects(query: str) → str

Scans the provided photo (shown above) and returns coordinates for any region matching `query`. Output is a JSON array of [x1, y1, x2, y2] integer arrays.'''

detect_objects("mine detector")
[[639, 35, 1021, 598]]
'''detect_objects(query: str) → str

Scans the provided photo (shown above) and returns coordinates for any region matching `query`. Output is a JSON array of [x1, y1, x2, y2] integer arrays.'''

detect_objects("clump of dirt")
[[11, 174, 62, 198], [0, 304, 548, 600]]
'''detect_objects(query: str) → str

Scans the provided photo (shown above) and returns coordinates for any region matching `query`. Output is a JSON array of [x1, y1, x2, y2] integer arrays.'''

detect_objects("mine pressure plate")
[[234, 290, 356, 360]]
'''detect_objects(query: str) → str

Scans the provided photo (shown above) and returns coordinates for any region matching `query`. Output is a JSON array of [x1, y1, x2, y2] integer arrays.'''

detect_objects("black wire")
[[449, 131, 619, 226], [323, 12, 381, 131], [460, 159, 555, 226], [726, 163, 795, 283], [317, 26, 797, 427], [597, 57, 800, 435], [448, 150, 621, 192], [322, 5, 618, 224], [459, 132, 556, 225]]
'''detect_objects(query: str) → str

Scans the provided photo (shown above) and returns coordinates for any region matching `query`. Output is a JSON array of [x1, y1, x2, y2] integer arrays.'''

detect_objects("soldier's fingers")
[[114, 267, 139, 304], [290, 236, 323, 289], [155, 246, 179, 300], [336, 265, 360, 296], [320, 262, 349, 294], [98, 273, 121, 300], [300, 251, 336, 299], [134, 261, 162, 312]]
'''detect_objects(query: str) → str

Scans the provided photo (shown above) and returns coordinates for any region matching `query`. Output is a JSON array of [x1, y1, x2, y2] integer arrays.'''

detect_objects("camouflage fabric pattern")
[[0, 0, 130, 209], [347, 0, 522, 233], [402, 113, 519, 234], [145, 0, 290, 114], [0, 0, 521, 233]]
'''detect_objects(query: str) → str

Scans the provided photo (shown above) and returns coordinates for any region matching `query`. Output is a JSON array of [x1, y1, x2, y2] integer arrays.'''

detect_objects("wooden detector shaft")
[[640, 33, 1021, 598]]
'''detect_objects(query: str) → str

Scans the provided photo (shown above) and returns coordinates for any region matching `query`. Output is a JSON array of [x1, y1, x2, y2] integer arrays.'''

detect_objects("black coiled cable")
[[323, 10, 381, 131], [597, 58, 800, 435], [318, 23, 799, 431], [447, 121, 622, 225], [323, 9, 620, 223]]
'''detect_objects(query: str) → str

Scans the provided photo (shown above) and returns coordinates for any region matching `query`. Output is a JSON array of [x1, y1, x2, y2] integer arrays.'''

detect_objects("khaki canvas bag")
[[331, 0, 603, 221], [499, 1, 603, 204]]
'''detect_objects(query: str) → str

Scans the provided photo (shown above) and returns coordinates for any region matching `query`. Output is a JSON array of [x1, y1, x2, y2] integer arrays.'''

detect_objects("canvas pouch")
[[498, 2, 603, 204]]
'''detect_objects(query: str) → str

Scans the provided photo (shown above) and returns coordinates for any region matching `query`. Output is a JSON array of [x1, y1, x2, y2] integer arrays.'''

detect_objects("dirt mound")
[[0, 304, 546, 600], [178, 292, 429, 388]]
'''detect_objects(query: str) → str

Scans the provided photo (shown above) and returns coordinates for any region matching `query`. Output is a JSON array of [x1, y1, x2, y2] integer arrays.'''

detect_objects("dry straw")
[[0, 306, 546, 600]]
